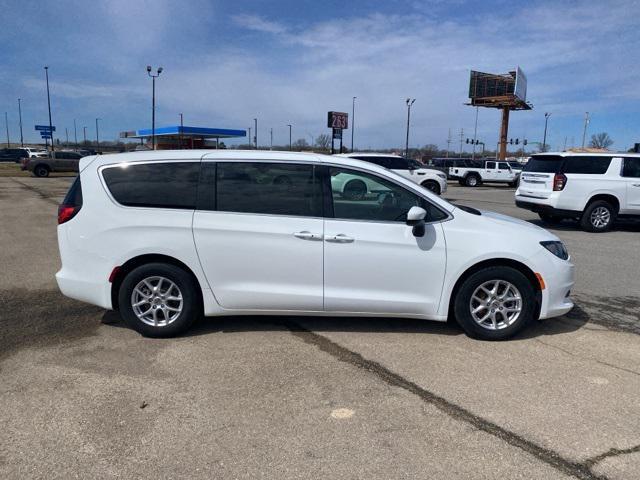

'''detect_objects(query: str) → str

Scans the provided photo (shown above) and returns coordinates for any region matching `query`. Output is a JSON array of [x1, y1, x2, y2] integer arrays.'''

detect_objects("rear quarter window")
[[102, 162, 200, 209], [562, 156, 612, 175], [524, 156, 564, 173]]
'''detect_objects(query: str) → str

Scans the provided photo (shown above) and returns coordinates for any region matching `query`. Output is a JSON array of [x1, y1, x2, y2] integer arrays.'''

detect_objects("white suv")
[[335, 153, 447, 195], [56, 150, 574, 340], [516, 153, 640, 232]]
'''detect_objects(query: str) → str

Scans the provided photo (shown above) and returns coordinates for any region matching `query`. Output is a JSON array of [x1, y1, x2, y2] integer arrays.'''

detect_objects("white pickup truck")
[[449, 160, 521, 187]]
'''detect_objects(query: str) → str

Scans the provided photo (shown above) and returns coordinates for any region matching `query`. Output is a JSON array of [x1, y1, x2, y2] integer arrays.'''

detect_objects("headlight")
[[540, 241, 569, 260], [436, 173, 446, 179]]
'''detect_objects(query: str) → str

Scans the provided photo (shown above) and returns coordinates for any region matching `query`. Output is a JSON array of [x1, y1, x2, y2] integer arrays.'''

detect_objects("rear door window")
[[563, 156, 612, 174], [486, 161, 496, 169], [498, 162, 509, 170], [215, 162, 322, 217], [622, 158, 640, 178], [102, 162, 200, 209]]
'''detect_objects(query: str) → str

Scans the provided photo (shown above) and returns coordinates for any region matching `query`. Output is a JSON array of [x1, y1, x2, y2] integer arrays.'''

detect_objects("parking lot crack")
[[284, 320, 608, 480], [584, 444, 640, 469], [9, 178, 60, 205], [534, 338, 640, 377]]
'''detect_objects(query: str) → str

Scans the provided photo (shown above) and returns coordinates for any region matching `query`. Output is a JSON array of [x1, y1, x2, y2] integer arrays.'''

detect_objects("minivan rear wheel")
[[453, 266, 536, 340], [118, 263, 200, 337], [580, 200, 616, 232]]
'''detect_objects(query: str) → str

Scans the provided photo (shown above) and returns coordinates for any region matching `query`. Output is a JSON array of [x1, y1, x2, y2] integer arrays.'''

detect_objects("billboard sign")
[[327, 111, 348, 130], [514, 67, 527, 102]]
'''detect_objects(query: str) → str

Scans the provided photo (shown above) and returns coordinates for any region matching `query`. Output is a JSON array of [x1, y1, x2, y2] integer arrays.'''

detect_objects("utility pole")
[[459, 128, 464, 156], [83, 126, 87, 145], [287, 124, 292, 150], [73, 119, 78, 149], [44, 66, 54, 152], [65, 127, 69, 145], [404, 98, 416, 158], [472, 107, 479, 160], [270, 128, 273, 150], [542, 112, 551, 152], [146, 66, 163, 150], [351, 96, 356, 151], [17, 99, 24, 147], [254, 118, 258, 149], [4, 112, 9, 147], [581, 112, 590, 149], [95, 118, 100, 148], [446, 128, 452, 158], [247, 127, 251, 148]]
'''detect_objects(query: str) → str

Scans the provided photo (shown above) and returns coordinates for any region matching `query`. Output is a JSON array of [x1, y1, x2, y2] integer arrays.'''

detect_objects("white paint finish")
[[193, 211, 324, 310], [450, 161, 519, 184]]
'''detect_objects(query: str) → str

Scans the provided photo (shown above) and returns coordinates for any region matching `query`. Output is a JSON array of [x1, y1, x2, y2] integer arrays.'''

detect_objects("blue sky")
[[1, 0, 639, 151]]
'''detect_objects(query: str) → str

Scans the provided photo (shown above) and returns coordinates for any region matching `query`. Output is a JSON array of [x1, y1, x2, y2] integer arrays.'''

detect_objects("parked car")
[[0, 148, 31, 162], [424, 158, 484, 179], [515, 153, 640, 232], [56, 150, 574, 340], [449, 160, 520, 187], [22, 150, 84, 177], [336, 153, 447, 195]]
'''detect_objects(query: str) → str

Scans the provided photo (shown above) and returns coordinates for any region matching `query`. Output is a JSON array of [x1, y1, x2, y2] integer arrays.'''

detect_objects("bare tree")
[[589, 132, 613, 149], [316, 133, 331, 150], [292, 138, 308, 149]]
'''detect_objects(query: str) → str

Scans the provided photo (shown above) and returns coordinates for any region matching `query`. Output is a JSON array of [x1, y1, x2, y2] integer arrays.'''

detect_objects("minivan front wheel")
[[453, 266, 536, 340], [118, 263, 200, 337]]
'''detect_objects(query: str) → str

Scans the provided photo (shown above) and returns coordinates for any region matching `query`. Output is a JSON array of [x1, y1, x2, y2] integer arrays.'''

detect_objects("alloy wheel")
[[469, 280, 522, 330], [130, 276, 183, 327]]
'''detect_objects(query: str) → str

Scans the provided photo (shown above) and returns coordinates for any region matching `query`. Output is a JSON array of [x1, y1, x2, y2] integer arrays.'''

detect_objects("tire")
[[118, 262, 201, 337], [580, 200, 616, 233], [33, 165, 50, 177], [458, 179, 466, 186], [343, 179, 367, 200], [422, 180, 441, 195], [464, 174, 481, 187], [453, 266, 536, 340], [538, 212, 564, 225]]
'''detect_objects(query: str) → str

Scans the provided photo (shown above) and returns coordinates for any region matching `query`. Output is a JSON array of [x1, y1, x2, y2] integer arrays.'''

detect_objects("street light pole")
[[287, 124, 292, 151], [270, 128, 273, 150], [83, 126, 87, 145], [581, 112, 590, 149], [146, 66, 163, 150], [44, 66, 54, 152], [17, 98, 24, 147], [73, 119, 78, 149], [542, 112, 551, 152], [404, 98, 415, 158], [4, 112, 9, 147], [351, 96, 356, 151], [65, 127, 69, 145], [95, 118, 100, 148], [254, 118, 258, 149]]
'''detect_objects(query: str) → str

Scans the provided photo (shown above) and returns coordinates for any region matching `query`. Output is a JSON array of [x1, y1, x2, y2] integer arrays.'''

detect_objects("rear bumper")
[[515, 198, 580, 217], [56, 269, 112, 309]]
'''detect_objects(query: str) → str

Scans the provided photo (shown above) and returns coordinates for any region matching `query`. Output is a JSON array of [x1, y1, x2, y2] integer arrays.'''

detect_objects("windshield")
[[524, 155, 564, 173]]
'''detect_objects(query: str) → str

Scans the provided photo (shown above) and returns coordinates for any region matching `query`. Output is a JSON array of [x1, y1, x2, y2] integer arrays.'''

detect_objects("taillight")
[[553, 173, 567, 191], [58, 205, 80, 224]]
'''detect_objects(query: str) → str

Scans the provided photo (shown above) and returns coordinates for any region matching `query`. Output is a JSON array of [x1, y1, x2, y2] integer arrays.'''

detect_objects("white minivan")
[[56, 150, 574, 340], [516, 153, 640, 232]]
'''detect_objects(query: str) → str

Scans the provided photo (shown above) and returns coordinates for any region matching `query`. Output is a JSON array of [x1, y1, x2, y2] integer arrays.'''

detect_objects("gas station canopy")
[[120, 126, 247, 149]]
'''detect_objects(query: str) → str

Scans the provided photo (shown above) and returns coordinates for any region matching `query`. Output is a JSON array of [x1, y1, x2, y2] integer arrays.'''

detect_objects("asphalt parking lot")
[[1, 176, 639, 479]]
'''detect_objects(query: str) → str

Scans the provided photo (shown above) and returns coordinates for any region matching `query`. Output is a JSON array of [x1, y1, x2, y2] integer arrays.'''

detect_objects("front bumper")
[[538, 258, 575, 319]]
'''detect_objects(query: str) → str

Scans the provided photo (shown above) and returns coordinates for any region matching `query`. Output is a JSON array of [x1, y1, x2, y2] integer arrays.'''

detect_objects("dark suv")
[[0, 148, 31, 162]]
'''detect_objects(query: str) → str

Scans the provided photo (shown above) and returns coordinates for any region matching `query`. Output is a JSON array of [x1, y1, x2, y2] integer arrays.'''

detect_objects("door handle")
[[325, 234, 355, 243], [293, 231, 322, 241]]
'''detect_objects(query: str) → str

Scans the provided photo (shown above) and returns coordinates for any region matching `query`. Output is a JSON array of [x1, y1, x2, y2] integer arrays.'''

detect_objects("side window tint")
[[622, 158, 640, 178], [486, 162, 496, 169], [329, 167, 447, 222], [387, 157, 408, 170], [498, 162, 509, 169], [216, 162, 322, 217], [103, 162, 200, 209], [563, 156, 612, 174]]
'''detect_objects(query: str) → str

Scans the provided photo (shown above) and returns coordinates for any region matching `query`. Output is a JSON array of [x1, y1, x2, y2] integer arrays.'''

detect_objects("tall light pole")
[[287, 124, 292, 150], [83, 126, 87, 145], [247, 127, 251, 148], [404, 98, 415, 158], [44, 66, 54, 152], [254, 118, 258, 149], [4, 112, 9, 147], [65, 127, 69, 145], [17, 99, 24, 147], [270, 128, 273, 150], [581, 112, 590, 149], [73, 119, 78, 148], [146, 65, 163, 150], [542, 112, 551, 152], [95, 118, 100, 148], [351, 96, 356, 151]]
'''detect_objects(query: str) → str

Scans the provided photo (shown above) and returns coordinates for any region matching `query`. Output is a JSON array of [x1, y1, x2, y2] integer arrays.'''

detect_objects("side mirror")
[[406, 206, 427, 237]]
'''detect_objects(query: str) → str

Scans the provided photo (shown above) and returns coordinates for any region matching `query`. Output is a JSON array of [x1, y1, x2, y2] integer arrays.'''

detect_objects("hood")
[[454, 207, 560, 241]]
